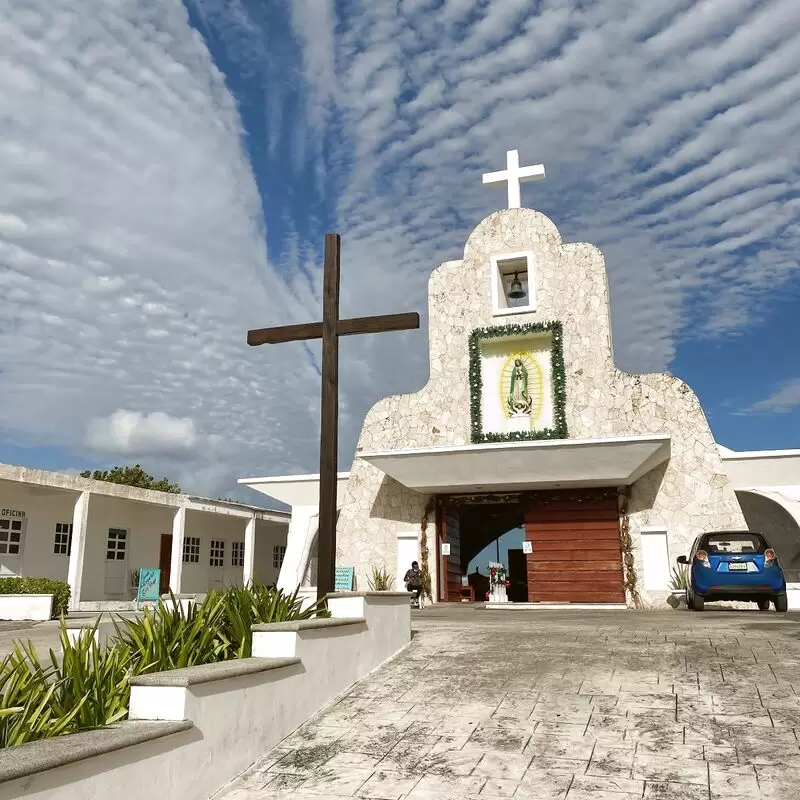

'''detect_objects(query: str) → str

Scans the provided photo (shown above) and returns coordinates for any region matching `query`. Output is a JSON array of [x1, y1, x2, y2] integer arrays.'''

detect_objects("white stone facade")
[[337, 208, 746, 606]]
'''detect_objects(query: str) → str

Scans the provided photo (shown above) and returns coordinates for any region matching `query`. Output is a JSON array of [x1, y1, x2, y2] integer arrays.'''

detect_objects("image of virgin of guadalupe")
[[507, 358, 533, 415]]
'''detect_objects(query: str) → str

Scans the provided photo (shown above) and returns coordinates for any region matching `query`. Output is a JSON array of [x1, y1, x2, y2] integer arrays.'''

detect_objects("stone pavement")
[[216, 606, 800, 799]]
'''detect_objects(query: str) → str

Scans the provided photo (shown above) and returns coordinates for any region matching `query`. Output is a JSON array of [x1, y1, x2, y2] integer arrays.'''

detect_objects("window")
[[0, 518, 23, 555], [273, 545, 286, 569], [231, 541, 245, 568], [54, 522, 73, 556], [182, 536, 200, 564], [701, 532, 767, 555], [210, 540, 225, 568], [106, 528, 127, 561]]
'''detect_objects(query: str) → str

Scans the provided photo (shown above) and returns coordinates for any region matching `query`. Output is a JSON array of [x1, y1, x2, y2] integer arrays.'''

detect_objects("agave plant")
[[0, 584, 334, 749], [669, 565, 690, 591], [113, 591, 229, 673], [0, 639, 85, 747], [210, 583, 330, 659], [50, 621, 132, 729], [367, 565, 394, 591]]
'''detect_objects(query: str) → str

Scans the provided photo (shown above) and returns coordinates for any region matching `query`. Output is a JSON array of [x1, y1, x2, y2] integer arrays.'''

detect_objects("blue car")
[[677, 530, 787, 612]]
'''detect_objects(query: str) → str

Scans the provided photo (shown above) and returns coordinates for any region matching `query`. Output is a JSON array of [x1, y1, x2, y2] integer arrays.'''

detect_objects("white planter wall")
[[0, 594, 53, 621], [0, 592, 410, 800]]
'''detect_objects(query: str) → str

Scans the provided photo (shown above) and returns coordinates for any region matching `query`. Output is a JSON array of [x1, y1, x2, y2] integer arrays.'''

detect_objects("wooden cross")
[[247, 234, 420, 602]]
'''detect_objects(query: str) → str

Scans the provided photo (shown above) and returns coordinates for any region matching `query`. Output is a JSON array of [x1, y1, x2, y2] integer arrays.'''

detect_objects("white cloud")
[[86, 410, 201, 458], [279, 0, 800, 375], [0, 0, 322, 498], [3, 0, 800, 500], [746, 379, 800, 414]]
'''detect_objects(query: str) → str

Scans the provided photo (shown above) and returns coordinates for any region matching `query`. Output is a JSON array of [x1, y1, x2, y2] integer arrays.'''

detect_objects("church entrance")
[[524, 490, 625, 603], [436, 489, 625, 604]]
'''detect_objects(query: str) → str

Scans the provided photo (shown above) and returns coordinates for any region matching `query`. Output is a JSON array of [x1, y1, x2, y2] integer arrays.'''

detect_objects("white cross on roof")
[[482, 149, 545, 209]]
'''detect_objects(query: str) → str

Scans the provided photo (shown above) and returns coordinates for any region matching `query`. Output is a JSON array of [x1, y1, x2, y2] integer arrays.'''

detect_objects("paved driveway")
[[225, 606, 800, 798]]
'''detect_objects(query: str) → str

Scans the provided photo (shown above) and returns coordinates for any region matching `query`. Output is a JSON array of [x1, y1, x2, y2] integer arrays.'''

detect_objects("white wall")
[[0, 479, 288, 601], [177, 513, 286, 594], [0, 481, 74, 582], [80, 495, 173, 601]]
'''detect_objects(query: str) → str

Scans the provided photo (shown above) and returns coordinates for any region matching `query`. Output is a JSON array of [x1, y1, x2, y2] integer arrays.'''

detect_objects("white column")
[[169, 506, 186, 594], [67, 491, 90, 612], [243, 516, 256, 586]]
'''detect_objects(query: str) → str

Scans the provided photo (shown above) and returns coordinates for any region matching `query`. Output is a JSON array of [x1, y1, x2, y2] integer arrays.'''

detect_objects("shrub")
[[0, 584, 330, 749], [367, 565, 393, 591], [0, 577, 71, 618], [113, 592, 229, 673], [210, 584, 330, 659]]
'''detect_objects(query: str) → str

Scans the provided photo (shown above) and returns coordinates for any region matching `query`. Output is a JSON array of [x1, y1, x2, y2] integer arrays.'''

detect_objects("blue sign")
[[137, 568, 161, 604], [334, 566, 354, 592]]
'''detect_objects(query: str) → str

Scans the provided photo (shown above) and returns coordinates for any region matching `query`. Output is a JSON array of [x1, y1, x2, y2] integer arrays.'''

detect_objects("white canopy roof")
[[238, 472, 351, 507], [358, 435, 671, 494]]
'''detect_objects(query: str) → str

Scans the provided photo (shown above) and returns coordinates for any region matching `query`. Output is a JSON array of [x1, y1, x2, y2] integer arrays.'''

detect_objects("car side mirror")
[[676, 555, 689, 565]]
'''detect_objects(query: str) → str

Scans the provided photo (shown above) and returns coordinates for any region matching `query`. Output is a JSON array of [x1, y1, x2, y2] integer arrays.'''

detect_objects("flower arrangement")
[[489, 564, 508, 587]]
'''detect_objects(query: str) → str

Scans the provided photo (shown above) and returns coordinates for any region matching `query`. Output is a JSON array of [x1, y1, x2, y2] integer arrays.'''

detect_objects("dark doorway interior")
[[159, 534, 172, 595], [438, 497, 524, 601]]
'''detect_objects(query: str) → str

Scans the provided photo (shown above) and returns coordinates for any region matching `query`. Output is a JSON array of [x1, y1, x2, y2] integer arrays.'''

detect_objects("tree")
[[80, 464, 181, 494]]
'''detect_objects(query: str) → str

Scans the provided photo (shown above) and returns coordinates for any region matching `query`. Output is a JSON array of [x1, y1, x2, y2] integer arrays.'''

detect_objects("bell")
[[508, 272, 526, 299]]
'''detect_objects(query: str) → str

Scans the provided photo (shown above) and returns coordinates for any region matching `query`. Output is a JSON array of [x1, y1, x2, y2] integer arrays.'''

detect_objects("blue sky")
[[0, 0, 799, 500]]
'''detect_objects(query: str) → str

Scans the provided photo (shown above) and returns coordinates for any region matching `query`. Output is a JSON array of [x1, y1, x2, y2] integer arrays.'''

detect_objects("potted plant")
[[129, 567, 141, 592], [666, 565, 689, 608]]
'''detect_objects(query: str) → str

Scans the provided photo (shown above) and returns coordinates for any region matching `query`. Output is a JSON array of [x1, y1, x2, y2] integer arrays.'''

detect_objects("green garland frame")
[[468, 321, 567, 444]]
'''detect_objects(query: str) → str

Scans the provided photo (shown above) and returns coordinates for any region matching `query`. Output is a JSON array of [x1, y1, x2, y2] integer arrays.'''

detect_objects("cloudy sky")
[[1, 0, 798, 503]]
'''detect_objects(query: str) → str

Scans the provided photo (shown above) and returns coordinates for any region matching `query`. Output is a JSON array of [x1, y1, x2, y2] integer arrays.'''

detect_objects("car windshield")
[[701, 533, 766, 555]]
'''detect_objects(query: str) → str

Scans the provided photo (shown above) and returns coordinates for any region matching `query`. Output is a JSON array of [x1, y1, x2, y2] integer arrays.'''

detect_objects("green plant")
[[209, 584, 330, 659], [367, 565, 394, 591], [0, 639, 85, 747], [0, 584, 333, 749], [80, 464, 181, 493], [113, 592, 229, 672], [669, 565, 690, 591], [0, 577, 71, 618], [50, 622, 132, 730]]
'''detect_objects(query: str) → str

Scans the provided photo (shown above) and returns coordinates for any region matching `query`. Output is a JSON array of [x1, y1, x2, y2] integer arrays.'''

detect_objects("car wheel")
[[775, 593, 788, 613], [691, 594, 704, 612], [758, 599, 771, 611]]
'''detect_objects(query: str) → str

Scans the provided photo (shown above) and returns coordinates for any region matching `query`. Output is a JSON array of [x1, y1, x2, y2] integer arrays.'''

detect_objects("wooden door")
[[525, 493, 624, 603], [440, 503, 462, 602], [159, 534, 172, 595]]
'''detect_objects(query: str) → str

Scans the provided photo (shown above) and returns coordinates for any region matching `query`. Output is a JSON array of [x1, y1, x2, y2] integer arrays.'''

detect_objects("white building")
[[0, 463, 289, 611], [240, 151, 800, 607]]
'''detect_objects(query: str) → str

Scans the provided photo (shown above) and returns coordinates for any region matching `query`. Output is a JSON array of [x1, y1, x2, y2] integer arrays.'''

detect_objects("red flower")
[[485, 591, 490, 600], [505, 580, 511, 588]]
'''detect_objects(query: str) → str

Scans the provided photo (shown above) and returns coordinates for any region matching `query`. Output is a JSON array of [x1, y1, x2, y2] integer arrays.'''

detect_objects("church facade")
[[334, 204, 745, 607], [241, 152, 800, 608]]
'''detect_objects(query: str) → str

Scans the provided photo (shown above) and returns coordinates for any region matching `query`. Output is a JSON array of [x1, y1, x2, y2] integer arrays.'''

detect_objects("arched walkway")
[[736, 489, 800, 578]]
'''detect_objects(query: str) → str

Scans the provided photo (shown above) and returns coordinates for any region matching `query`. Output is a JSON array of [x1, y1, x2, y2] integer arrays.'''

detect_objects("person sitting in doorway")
[[404, 561, 424, 609]]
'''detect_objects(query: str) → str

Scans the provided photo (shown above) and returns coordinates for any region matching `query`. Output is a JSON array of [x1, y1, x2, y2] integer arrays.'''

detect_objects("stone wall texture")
[[336, 208, 746, 606]]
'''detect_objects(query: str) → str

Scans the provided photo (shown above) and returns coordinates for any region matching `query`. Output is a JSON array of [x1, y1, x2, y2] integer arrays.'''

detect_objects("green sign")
[[334, 566, 354, 592], [137, 568, 161, 604]]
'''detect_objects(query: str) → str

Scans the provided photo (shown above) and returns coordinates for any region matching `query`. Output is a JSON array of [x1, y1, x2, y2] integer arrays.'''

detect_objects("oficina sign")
[[0, 509, 25, 518]]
